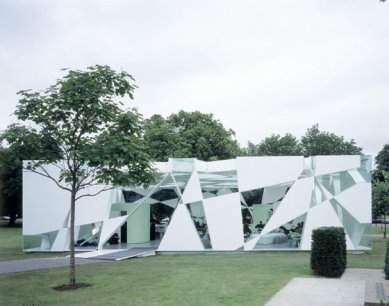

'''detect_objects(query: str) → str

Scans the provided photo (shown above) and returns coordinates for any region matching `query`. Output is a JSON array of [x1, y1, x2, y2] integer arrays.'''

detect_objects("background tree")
[[0, 146, 22, 226], [241, 134, 302, 156], [0, 125, 60, 226], [372, 171, 389, 238], [301, 124, 362, 156], [143, 111, 240, 161], [373, 144, 389, 181], [242, 124, 362, 157], [5, 65, 155, 288]]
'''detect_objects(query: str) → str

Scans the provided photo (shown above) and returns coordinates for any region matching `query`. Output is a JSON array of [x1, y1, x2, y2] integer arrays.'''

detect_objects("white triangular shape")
[[98, 215, 128, 248], [158, 204, 204, 251], [243, 235, 261, 250], [51, 228, 70, 251], [181, 171, 203, 204]]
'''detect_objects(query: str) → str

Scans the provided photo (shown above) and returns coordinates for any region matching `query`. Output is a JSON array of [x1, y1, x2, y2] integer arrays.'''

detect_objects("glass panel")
[[23, 235, 43, 251], [122, 190, 143, 203], [360, 155, 372, 174], [241, 188, 264, 207], [357, 155, 372, 182], [199, 170, 238, 199], [330, 199, 372, 249], [172, 158, 195, 173], [241, 183, 293, 242], [313, 180, 328, 205], [22, 230, 59, 251], [252, 214, 307, 250], [316, 171, 356, 195], [151, 188, 178, 202], [76, 222, 102, 247], [358, 224, 372, 249], [171, 159, 195, 195], [186, 201, 212, 249], [151, 203, 175, 224]]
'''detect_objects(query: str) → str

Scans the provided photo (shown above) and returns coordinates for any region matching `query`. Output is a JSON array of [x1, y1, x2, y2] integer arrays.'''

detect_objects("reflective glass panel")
[[199, 170, 238, 199], [186, 201, 212, 249]]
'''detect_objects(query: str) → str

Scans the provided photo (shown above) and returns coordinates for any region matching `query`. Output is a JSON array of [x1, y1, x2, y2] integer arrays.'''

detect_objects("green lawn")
[[0, 226, 387, 306], [0, 226, 66, 260]]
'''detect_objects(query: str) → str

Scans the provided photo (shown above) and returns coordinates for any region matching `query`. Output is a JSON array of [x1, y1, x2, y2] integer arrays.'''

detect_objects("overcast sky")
[[0, 0, 388, 158]]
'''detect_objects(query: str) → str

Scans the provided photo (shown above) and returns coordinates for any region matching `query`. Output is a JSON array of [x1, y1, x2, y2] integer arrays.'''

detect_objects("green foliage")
[[0, 125, 59, 225], [143, 111, 240, 161], [310, 227, 347, 277], [373, 172, 389, 238], [374, 144, 389, 181], [242, 124, 362, 157], [301, 124, 362, 156], [11, 65, 155, 188], [241, 134, 302, 156], [3, 65, 156, 286]]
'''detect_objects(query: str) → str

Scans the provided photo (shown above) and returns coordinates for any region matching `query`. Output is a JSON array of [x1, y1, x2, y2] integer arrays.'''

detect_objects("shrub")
[[385, 240, 389, 279], [310, 227, 347, 277]]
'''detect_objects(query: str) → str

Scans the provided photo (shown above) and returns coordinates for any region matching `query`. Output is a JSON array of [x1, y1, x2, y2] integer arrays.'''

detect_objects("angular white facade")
[[23, 155, 372, 252]]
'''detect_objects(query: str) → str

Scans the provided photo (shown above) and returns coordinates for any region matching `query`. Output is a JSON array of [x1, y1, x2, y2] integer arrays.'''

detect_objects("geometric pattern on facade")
[[23, 155, 372, 252]]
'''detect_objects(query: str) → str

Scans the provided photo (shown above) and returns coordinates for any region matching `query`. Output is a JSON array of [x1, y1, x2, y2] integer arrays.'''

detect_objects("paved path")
[[265, 268, 387, 306], [0, 257, 102, 275], [265, 277, 364, 306]]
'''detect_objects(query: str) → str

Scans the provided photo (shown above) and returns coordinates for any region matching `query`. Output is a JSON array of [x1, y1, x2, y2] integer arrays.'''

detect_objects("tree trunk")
[[69, 190, 76, 287]]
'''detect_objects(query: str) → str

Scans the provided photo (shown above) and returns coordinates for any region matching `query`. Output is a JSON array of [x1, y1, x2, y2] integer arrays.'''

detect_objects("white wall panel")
[[153, 161, 168, 173], [51, 228, 70, 251], [75, 185, 111, 226], [237, 157, 304, 192], [203, 193, 243, 250], [23, 166, 70, 235], [195, 160, 208, 172], [314, 156, 360, 176], [98, 215, 128, 248], [206, 159, 237, 172]]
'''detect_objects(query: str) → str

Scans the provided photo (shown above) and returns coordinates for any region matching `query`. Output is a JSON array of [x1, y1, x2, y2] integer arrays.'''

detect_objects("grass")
[[0, 252, 312, 305], [0, 226, 387, 306], [372, 223, 389, 236], [0, 226, 67, 260]]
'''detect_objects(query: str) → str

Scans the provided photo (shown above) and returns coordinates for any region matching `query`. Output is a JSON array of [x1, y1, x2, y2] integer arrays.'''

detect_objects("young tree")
[[143, 111, 240, 161], [4, 65, 155, 288]]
